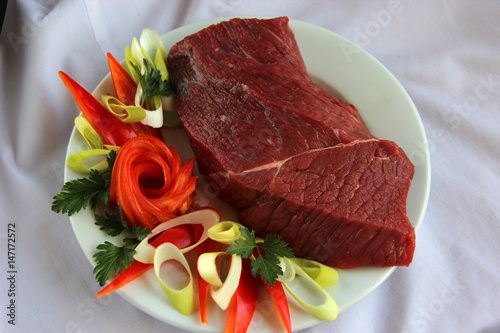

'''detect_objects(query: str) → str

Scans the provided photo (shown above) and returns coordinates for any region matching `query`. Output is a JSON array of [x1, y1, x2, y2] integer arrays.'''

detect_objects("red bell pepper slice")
[[195, 238, 220, 324], [106, 53, 163, 140], [225, 258, 260, 333], [261, 280, 292, 333], [59, 71, 137, 147], [95, 224, 194, 298]]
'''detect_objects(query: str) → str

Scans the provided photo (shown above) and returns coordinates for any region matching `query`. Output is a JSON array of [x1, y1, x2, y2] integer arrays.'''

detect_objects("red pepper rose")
[[110, 135, 197, 230]]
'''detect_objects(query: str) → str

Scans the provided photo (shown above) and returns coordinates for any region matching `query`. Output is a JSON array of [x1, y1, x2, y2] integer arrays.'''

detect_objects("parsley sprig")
[[51, 150, 116, 216], [226, 227, 295, 286], [92, 206, 151, 286], [131, 59, 175, 105], [51, 150, 150, 286]]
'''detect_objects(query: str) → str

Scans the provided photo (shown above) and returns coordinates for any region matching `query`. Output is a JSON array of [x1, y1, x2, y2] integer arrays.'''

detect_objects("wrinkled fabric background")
[[1, 1, 499, 332]]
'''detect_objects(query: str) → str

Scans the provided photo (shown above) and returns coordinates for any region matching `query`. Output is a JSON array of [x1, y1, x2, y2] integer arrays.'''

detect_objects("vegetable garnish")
[[224, 258, 260, 333], [226, 227, 295, 287], [125, 28, 177, 128], [59, 71, 137, 147], [92, 205, 152, 286], [101, 95, 146, 123], [154, 243, 196, 316], [133, 208, 220, 264], [106, 52, 164, 140], [198, 252, 242, 310], [74, 115, 103, 149], [109, 135, 197, 230], [132, 59, 175, 106], [95, 224, 195, 298], [51, 150, 116, 216], [282, 261, 339, 322], [195, 238, 220, 324]]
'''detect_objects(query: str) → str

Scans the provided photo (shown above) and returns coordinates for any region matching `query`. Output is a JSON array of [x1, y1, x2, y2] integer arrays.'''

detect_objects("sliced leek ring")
[[154, 243, 195, 316], [198, 251, 243, 310], [276, 257, 296, 283], [74, 116, 103, 149], [290, 258, 339, 288], [133, 209, 220, 264], [101, 95, 146, 123], [207, 221, 246, 244], [283, 261, 339, 322], [66, 145, 119, 173]]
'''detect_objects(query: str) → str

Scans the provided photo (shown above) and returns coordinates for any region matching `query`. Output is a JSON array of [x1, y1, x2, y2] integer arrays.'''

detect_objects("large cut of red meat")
[[167, 17, 415, 268]]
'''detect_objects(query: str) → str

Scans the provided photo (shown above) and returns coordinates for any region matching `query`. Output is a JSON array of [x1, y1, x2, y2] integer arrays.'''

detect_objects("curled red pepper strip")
[[106, 53, 163, 140], [59, 71, 137, 147], [95, 224, 194, 298], [195, 238, 220, 324], [110, 136, 197, 230], [224, 258, 260, 333]]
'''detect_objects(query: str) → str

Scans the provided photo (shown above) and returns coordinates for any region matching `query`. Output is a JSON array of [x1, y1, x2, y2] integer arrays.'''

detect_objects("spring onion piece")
[[66, 145, 119, 174], [133, 208, 220, 264], [207, 221, 246, 244], [291, 258, 339, 288], [198, 252, 242, 310], [100, 95, 146, 123], [140, 28, 167, 61], [125, 28, 176, 128], [136, 90, 163, 128], [74, 116, 103, 149], [276, 257, 296, 283], [125, 45, 140, 83], [283, 261, 339, 322], [154, 242, 195, 316]]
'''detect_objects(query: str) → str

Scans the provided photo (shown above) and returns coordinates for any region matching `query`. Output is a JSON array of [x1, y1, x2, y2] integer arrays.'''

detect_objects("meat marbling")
[[167, 16, 415, 268]]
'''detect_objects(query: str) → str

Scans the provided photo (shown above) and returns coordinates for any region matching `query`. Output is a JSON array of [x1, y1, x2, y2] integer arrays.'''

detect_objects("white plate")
[[64, 17, 431, 332]]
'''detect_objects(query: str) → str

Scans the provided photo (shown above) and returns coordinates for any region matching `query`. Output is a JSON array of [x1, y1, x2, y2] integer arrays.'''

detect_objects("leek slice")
[[66, 145, 119, 174], [140, 28, 167, 62], [291, 258, 339, 288], [74, 116, 103, 149], [139, 94, 163, 128], [125, 46, 140, 84], [134, 209, 220, 264], [101, 95, 146, 123], [276, 257, 296, 283], [154, 243, 195, 316], [207, 221, 246, 244], [198, 251, 242, 310], [283, 261, 339, 322]]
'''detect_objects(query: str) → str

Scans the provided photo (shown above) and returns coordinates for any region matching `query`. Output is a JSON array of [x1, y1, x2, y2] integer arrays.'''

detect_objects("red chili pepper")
[[95, 224, 194, 298], [106, 53, 163, 140], [59, 71, 137, 147], [261, 280, 292, 333], [195, 238, 220, 324], [225, 258, 260, 333]]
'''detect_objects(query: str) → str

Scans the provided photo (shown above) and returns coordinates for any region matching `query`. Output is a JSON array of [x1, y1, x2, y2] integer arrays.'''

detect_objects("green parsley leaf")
[[94, 206, 128, 237], [123, 226, 151, 247], [92, 241, 135, 287], [131, 59, 175, 105], [51, 150, 117, 216], [226, 227, 295, 286]]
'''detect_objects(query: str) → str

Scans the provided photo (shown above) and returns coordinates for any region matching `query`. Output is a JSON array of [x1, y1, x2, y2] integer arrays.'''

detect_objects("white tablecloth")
[[1, 1, 499, 332]]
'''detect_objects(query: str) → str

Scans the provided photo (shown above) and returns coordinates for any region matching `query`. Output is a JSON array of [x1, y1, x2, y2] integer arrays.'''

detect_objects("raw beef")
[[167, 16, 415, 268]]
